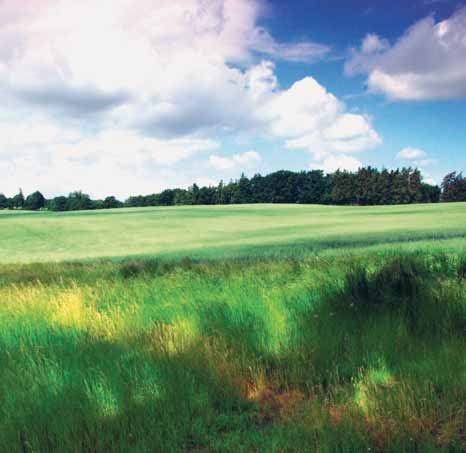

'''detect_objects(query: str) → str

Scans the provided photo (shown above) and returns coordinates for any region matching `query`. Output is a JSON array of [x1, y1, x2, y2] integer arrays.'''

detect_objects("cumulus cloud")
[[396, 147, 438, 167], [261, 77, 382, 162], [0, 0, 327, 124], [397, 147, 427, 160], [361, 34, 389, 54], [0, 0, 380, 197], [208, 150, 261, 170], [310, 155, 362, 173], [248, 27, 330, 63], [0, 118, 219, 198], [345, 7, 466, 100]]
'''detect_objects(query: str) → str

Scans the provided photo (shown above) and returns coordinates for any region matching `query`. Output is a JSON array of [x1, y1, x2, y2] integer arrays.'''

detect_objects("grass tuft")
[[0, 249, 464, 451]]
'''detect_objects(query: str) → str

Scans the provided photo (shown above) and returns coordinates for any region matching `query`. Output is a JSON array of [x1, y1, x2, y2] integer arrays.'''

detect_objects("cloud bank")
[[346, 7, 466, 100], [209, 151, 261, 171], [0, 0, 380, 197]]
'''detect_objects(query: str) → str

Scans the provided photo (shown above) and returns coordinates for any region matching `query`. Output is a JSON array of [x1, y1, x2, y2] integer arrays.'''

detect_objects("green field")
[[2, 202, 466, 263], [0, 204, 465, 451]]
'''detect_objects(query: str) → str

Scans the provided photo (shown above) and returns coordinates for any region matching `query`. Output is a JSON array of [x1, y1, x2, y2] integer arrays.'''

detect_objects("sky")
[[0, 0, 465, 198]]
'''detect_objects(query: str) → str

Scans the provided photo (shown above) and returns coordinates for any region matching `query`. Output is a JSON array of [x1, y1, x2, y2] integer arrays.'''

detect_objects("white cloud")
[[261, 78, 382, 161], [310, 154, 362, 173], [208, 150, 261, 170], [248, 27, 330, 63], [72, 131, 220, 166], [397, 147, 427, 160], [361, 33, 389, 54], [246, 61, 278, 101], [417, 158, 438, 167], [0, 0, 381, 196], [0, 117, 219, 198], [346, 7, 466, 100], [0, 0, 327, 125], [396, 147, 438, 168]]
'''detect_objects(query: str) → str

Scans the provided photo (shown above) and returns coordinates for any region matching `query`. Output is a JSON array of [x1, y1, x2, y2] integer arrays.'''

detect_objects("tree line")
[[1, 168, 465, 212]]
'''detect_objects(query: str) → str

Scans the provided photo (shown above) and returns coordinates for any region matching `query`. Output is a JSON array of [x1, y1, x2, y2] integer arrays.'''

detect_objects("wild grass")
[[0, 250, 464, 451], [1, 202, 466, 263]]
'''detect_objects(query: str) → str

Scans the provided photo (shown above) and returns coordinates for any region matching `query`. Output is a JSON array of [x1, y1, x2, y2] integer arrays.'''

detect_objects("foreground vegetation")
[[1, 204, 465, 451], [0, 250, 465, 451]]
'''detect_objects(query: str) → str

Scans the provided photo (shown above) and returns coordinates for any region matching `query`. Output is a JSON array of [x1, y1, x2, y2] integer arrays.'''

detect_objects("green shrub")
[[457, 254, 466, 279], [118, 259, 168, 279], [341, 255, 431, 308]]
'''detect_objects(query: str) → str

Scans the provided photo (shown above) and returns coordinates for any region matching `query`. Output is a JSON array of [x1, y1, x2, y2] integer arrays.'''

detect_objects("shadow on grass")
[[2, 255, 465, 452], [2, 229, 466, 287], [0, 252, 465, 451]]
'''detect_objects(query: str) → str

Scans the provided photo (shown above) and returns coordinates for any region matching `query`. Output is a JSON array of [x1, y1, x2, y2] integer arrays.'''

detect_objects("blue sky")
[[0, 0, 465, 197], [261, 0, 466, 182]]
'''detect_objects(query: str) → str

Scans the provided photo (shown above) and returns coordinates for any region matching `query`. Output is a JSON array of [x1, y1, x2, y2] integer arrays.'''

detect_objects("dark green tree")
[[391, 169, 411, 204], [48, 196, 68, 212], [103, 196, 123, 209], [441, 172, 466, 202], [67, 191, 93, 211], [297, 170, 327, 204], [232, 173, 251, 204], [190, 184, 200, 205], [331, 171, 357, 205], [11, 189, 25, 209], [24, 191, 46, 210], [374, 169, 392, 205], [0, 194, 8, 209]]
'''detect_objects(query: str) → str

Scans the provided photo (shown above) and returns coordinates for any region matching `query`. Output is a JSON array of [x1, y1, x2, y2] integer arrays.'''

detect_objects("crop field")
[[0, 203, 465, 451], [1, 202, 466, 263]]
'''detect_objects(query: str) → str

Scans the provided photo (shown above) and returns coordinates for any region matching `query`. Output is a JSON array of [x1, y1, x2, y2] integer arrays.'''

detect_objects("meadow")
[[2, 202, 466, 263], [0, 203, 465, 451]]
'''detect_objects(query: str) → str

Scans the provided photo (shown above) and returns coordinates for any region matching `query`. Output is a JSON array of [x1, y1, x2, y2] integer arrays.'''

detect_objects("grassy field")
[[0, 204, 465, 451], [1, 202, 466, 263]]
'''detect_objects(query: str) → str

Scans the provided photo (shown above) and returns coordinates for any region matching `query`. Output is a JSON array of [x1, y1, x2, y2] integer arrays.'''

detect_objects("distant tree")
[[441, 172, 466, 202], [0, 193, 8, 209], [67, 191, 93, 211], [331, 170, 357, 205], [103, 196, 123, 209], [232, 173, 251, 204], [408, 168, 423, 203], [374, 169, 392, 205], [264, 171, 298, 203], [11, 189, 25, 209], [7, 167, 451, 212], [391, 169, 411, 204], [222, 180, 235, 204], [92, 200, 105, 210], [215, 181, 225, 205], [24, 191, 46, 210], [420, 183, 441, 203], [48, 196, 68, 212], [190, 184, 200, 205], [197, 186, 216, 205], [172, 189, 191, 205], [247, 174, 264, 203], [158, 189, 175, 206], [297, 170, 327, 204], [355, 167, 378, 205], [126, 195, 147, 207]]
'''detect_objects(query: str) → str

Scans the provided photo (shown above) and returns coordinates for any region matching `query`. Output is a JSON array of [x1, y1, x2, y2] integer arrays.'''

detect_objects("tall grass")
[[0, 251, 464, 451], [2, 202, 466, 263]]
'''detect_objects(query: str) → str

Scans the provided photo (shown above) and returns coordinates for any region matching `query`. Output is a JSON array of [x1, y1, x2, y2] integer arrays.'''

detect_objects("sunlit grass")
[[0, 251, 464, 451], [1, 204, 465, 450], [1, 202, 466, 263]]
